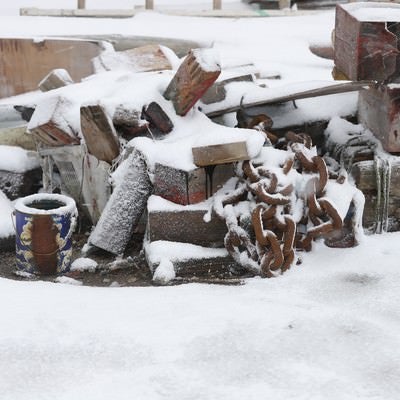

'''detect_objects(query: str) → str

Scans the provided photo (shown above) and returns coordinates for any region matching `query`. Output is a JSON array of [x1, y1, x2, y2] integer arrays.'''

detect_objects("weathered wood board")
[[93, 44, 172, 73], [164, 48, 221, 116], [38, 68, 74, 92], [192, 141, 249, 167], [0, 38, 104, 98], [80, 105, 120, 163], [28, 97, 80, 146], [358, 85, 400, 153], [351, 159, 400, 232], [334, 3, 400, 82]]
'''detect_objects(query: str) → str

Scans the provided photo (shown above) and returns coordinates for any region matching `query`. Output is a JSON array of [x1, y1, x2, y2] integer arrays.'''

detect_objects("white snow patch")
[[14, 193, 77, 216], [145, 240, 228, 267], [148, 194, 210, 212], [54, 276, 83, 286], [192, 48, 221, 72], [71, 258, 98, 272], [343, 2, 400, 22], [152, 258, 176, 284], [0, 145, 40, 172]]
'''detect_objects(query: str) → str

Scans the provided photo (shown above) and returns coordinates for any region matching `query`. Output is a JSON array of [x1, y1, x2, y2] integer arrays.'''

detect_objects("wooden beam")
[[80, 105, 120, 163], [164, 49, 221, 116], [145, 0, 154, 9], [213, 0, 222, 10], [77, 0, 85, 9]]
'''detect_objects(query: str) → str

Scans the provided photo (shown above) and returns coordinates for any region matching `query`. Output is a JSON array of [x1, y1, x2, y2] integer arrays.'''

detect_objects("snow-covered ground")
[[1, 2, 400, 399]]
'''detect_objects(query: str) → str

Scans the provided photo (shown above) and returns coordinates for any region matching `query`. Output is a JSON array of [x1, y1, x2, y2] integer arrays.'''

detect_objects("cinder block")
[[153, 163, 235, 205], [147, 197, 227, 247]]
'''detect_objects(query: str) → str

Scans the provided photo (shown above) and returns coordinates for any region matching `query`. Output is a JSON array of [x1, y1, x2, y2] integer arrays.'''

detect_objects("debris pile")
[[3, 3, 400, 283], [2, 41, 366, 282]]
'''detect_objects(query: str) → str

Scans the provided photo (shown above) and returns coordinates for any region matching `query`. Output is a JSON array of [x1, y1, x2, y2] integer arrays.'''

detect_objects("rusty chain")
[[214, 131, 353, 278]]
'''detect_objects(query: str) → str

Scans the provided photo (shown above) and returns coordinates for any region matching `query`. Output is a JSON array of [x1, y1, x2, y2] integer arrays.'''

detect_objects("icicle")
[[374, 156, 382, 234], [380, 158, 387, 233], [382, 158, 392, 233]]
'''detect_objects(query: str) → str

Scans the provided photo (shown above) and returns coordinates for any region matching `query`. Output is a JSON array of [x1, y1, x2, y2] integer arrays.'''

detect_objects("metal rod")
[[206, 81, 377, 118]]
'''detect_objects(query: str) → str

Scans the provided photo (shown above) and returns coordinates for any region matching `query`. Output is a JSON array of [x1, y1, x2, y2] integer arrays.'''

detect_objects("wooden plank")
[[358, 86, 400, 153], [38, 68, 74, 92], [145, 0, 154, 9], [93, 44, 172, 73], [350, 159, 400, 232], [80, 105, 120, 163], [164, 48, 221, 116], [334, 3, 400, 82], [0, 38, 103, 98], [213, 0, 222, 10], [28, 97, 80, 146], [351, 159, 400, 197], [192, 141, 249, 167]]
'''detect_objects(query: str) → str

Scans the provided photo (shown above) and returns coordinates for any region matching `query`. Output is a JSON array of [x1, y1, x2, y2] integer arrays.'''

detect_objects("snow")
[[14, 193, 77, 216], [148, 194, 211, 212], [130, 110, 265, 171], [2, 236, 400, 399], [192, 47, 221, 72], [0, 145, 40, 173], [343, 2, 400, 22], [145, 240, 228, 267], [71, 257, 98, 272], [54, 276, 84, 285], [0, 2, 400, 399], [152, 258, 176, 284]]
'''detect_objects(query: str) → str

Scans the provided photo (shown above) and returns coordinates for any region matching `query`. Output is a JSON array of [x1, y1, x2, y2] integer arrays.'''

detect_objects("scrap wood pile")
[[3, 39, 368, 284], [3, 1, 400, 283]]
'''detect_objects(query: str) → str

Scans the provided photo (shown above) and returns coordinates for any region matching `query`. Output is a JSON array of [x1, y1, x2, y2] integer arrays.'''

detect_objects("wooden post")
[[77, 0, 85, 9], [213, 0, 222, 9], [145, 0, 154, 9]]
